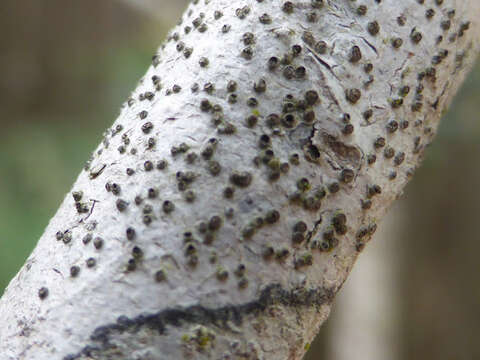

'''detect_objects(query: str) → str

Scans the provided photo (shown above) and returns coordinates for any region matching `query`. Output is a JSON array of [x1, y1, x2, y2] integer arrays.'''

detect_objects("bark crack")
[[305, 213, 326, 247], [431, 81, 450, 110], [359, 36, 378, 56], [81, 199, 99, 223], [306, 48, 339, 82]]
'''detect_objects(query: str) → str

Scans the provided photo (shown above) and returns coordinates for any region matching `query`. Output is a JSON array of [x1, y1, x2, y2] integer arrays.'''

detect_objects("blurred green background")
[[1, 1, 479, 359]]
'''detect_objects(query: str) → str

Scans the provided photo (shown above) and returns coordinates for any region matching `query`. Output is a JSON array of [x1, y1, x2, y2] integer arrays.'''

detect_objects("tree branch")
[[1, 1, 478, 359]]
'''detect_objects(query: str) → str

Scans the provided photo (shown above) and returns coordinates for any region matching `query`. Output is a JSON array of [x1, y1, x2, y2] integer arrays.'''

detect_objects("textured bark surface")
[[1, 1, 479, 359]]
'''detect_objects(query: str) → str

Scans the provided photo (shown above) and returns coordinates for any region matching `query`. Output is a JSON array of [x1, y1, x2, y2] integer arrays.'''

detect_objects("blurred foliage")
[[399, 66, 480, 359], [0, 1, 479, 359], [0, 0, 173, 291]]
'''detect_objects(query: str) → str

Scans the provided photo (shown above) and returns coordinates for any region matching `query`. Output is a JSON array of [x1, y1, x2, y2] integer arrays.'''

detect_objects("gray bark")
[[1, 1, 478, 359]]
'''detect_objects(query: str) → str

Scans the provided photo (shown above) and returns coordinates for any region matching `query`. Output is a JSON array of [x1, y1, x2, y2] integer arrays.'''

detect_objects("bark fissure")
[[359, 36, 378, 56]]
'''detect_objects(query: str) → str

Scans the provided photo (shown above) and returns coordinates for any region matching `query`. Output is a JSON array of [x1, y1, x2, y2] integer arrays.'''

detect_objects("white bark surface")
[[1, 1, 479, 359]]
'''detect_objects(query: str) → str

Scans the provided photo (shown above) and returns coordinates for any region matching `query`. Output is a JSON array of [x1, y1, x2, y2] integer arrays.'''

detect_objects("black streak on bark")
[[64, 284, 335, 360]]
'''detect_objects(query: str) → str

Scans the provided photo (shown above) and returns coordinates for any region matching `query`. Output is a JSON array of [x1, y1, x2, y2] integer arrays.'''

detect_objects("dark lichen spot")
[[125, 227, 136, 241], [294, 253, 313, 269], [132, 246, 143, 260], [394, 152, 405, 166], [282, 1, 294, 13], [367, 21, 380, 36], [200, 99, 212, 112], [86, 257, 96, 268], [440, 19, 451, 31], [70, 266, 80, 278], [259, 13, 272, 24], [265, 210, 280, 224], [162, 201, 175, 214], [374, 137, 386, 149], [199, 57, 209, 67], [361, 199, 372, 209], [148, 188, 158, 199], [305, 90, 320, 105], [241, 46, 254, 60], [295, 66, 307, 78], [426, 8, 435, 19], [38, 287, 49, 300], [328, 182, 340, 193], [72, 191, 83, 202], [367, 184, 382, 199], [116, 199, 128, 212], [410, 29, 423, 43], [384, 146, 395, 159], [305, 144, 321, 162], [386, 120, 399, 133], [345, 88, 361, 104], [93, 237, 104, 250], [356, 5, 367, 16], [364, 63, 373, 73], [63, 231, 72, 244], [315, 41, 327, 54], [268, 56, 279, 70], [127, 259, 137, 272], [275, 248, 290, 260], [155, 269, 166, 282], [208, 215, 223, 231], [82, 234, 92, 245], [391, 37, 403, 48], [340, 169, 354, 183], [230, 171, 252, 187], [349, 46, 362, 63], [397, 15, 406, 26], [238, 277, 249, 289], [142, 122, 153, 134], [283, 65, 295, 79], [292, 231, 305, 244], [223, 186, 235, 199], [263, 246, 275, 259], [216, 267, 229, 281], [246, 115, 258, 128], [342, 124, 354, 135]]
